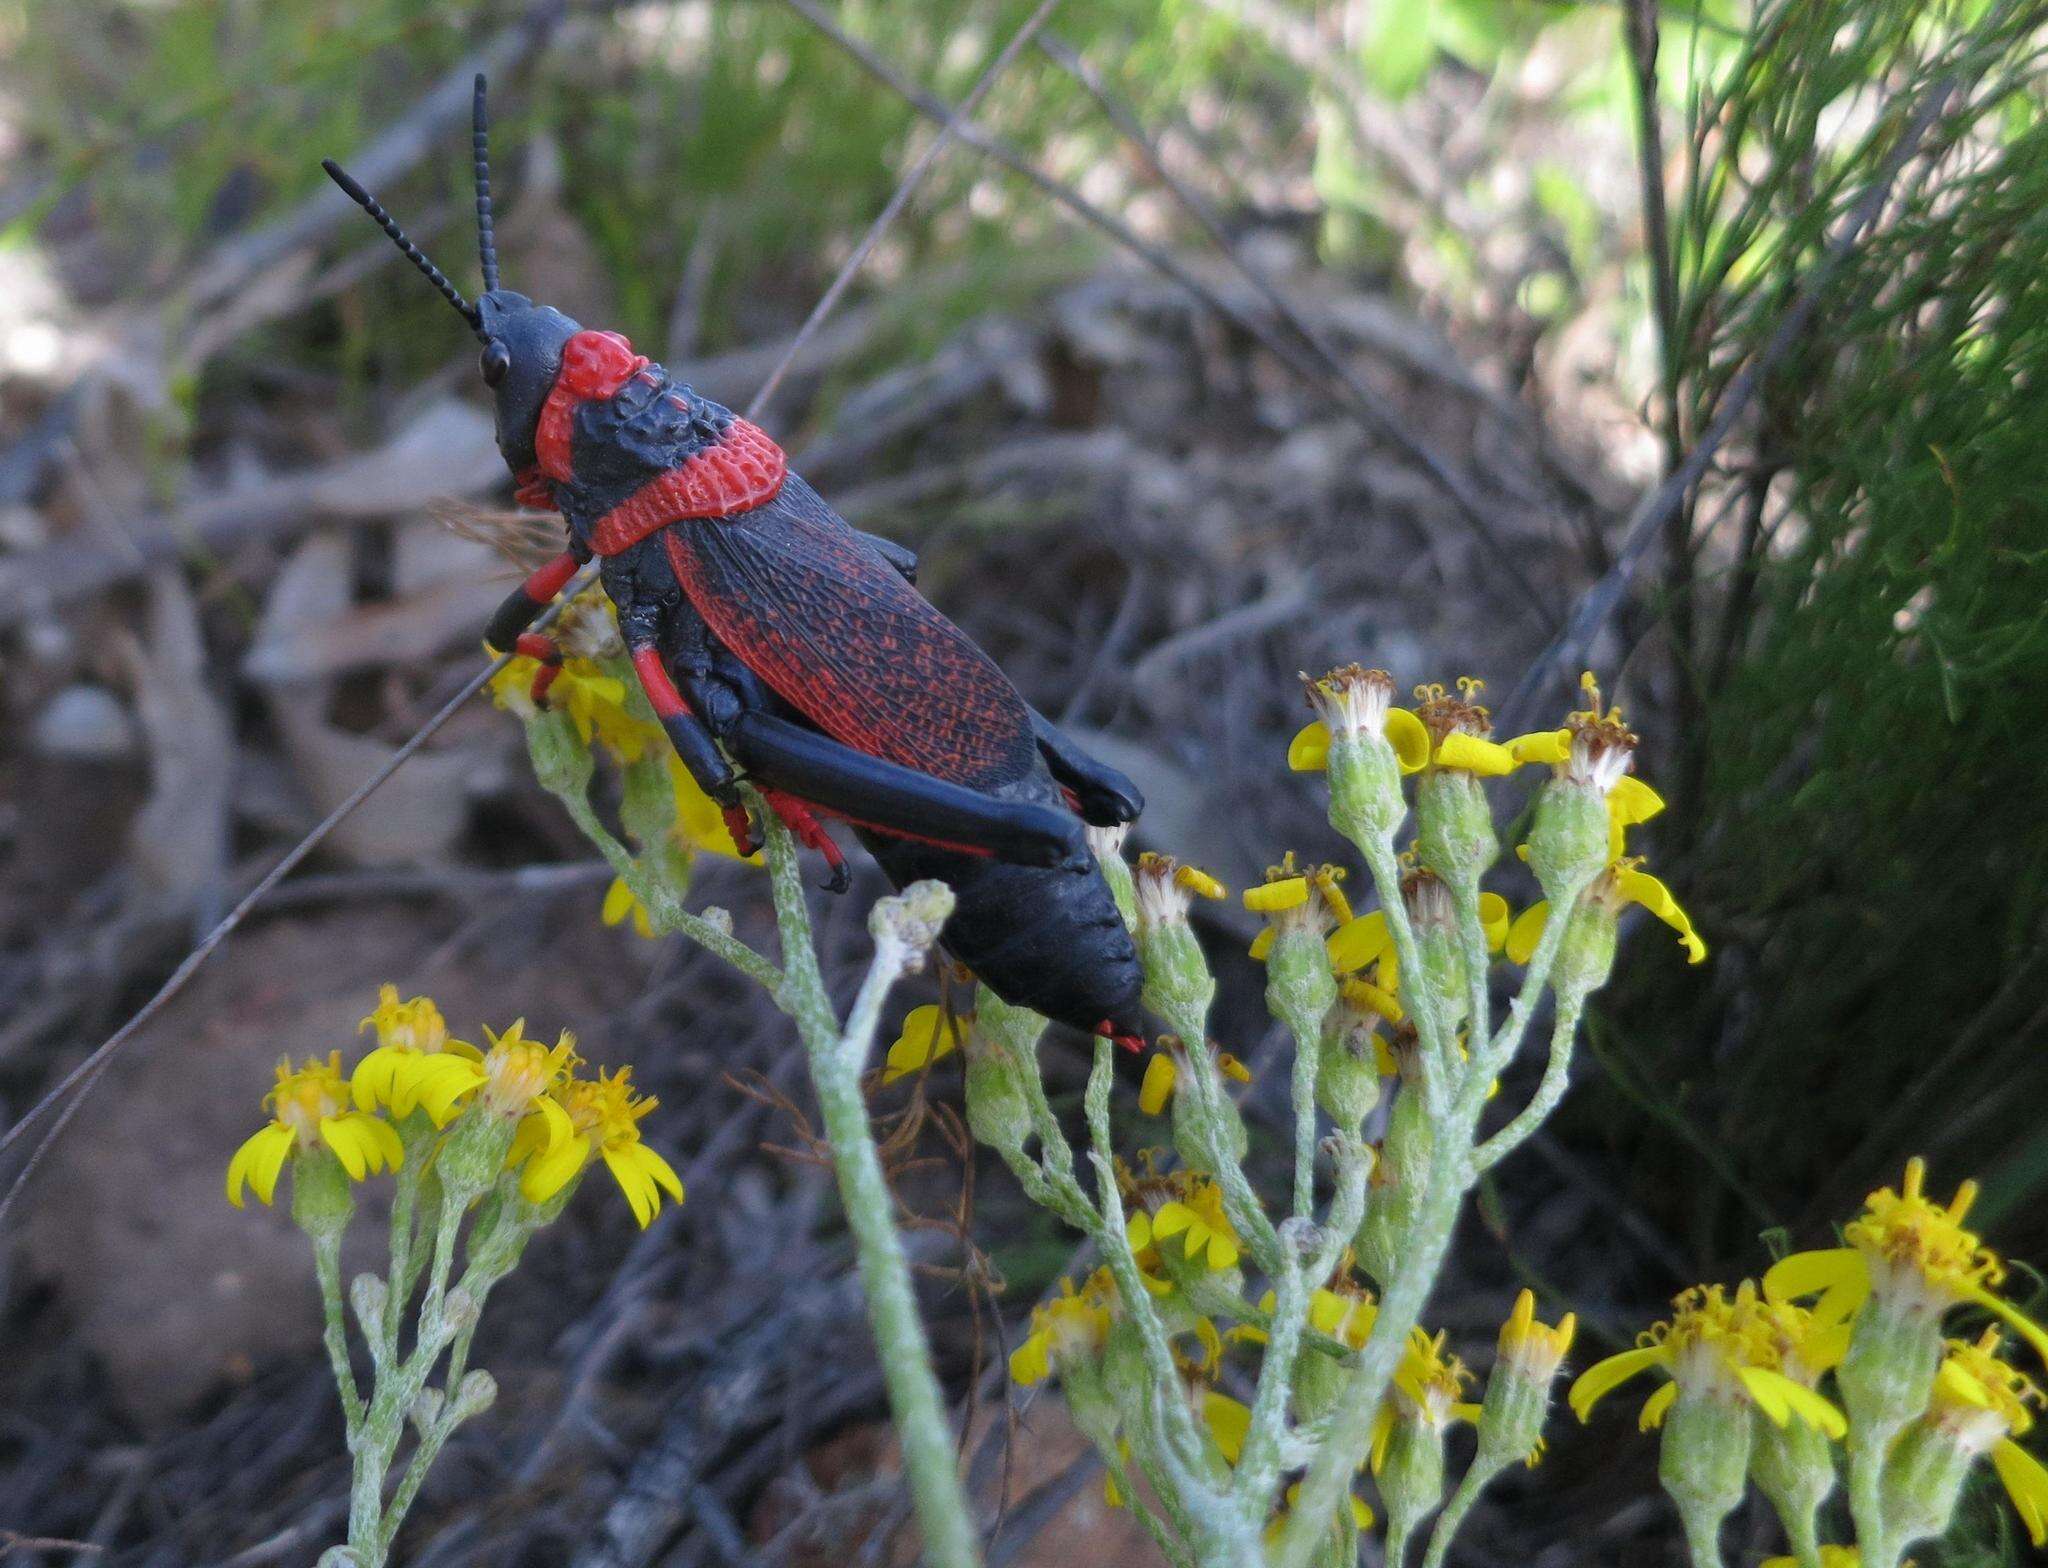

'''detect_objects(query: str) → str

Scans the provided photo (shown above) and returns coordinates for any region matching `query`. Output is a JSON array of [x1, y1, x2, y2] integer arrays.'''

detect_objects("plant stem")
[[1419, 1456, 1503, 1568], [1472, 997, 1584, 1173], [759, 815, 982, 1568], [312, 1233, 364, 1432]]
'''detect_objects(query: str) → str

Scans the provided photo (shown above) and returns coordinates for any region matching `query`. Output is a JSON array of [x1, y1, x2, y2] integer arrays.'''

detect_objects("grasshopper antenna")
[[472, 73, 500, 294], [321, 157, 487, 341]]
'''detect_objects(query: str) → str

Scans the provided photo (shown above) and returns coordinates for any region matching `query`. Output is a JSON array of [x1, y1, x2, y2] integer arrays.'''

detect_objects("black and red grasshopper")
[[320, 78, 1145, 1045]]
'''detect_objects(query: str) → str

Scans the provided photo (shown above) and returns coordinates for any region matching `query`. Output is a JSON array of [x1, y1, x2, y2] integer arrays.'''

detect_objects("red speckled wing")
[[661, 477, 1039, 789]]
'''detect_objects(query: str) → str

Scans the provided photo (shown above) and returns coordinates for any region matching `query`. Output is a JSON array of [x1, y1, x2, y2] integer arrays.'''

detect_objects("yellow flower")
[[1132, 853, 1227, 931], [1010, 1269, 1116, 1385], [1127, 1173, 1241, 1270], [514, 1063, 684, 1226], [488, 650, 651, 763], [1506, 852, 1704, 966], [476, 1019, 578, 1162], [1371, 1328, 1484, 1470], [1763, 1157, 2048, 1367], [1137, 1047, 1251, 1115], [1569, 1282, 1848, 1437], [351, 985, 486, 1124], [1923, 1331, 2048, 1545], [1203, 1389, 1252, 1464], [227, 1051, 403, 1207], [1245, 855, 1355, 960], [1237, 1279, 1379, 1350], [1505, 674, 1641, 797], [882, 1003, 968, 1084], [1498, 1288, 1578, 1383], [601, 876, 656, 939]]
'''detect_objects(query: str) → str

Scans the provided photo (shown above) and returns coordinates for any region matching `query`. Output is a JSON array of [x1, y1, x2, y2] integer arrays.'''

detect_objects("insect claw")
[[820, 861, 852, 895]]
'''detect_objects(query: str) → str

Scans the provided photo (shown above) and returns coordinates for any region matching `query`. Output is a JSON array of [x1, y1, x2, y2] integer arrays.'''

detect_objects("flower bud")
[[1523, 777, 1610, 901], [438, 1101, 520, 1208], [1167, 1042, 1248, 1168], [1551, 892, 1619, 1004], [1316, 991, 1385, 1133], [1357, 1034, 1430, 1282], [1247, 858, 1346, 1032], [1301, 666, 1407, 841], [525, 708, 594, 800], [1749, 1409, 1836, 1559], [1658, 1392, 1752, 1559], [1133, 855, 1223, 1028], [1415, 770, 1497, 885], [1475, 1290, 1576, 1472], [1401, 865, 1468, 1028], [1088, 823, 1137, 927], [1378, 1411, 1446, 1557], [450, 1369, 499, 1422], [1835, 1290, 1943, 1443], [350, 1272, 388, 1336], [963, 1021, 1033, 1158], [409, 1386, 446, 1439], [870, 880, 957, 976], [289, 1146, 356, 1244]]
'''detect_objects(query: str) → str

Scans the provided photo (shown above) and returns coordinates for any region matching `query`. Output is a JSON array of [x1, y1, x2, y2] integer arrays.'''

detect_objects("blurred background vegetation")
[[2, 0, 2045, 1563]]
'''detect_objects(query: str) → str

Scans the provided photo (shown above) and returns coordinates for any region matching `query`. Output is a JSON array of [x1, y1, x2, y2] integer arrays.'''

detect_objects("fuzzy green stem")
[[759, 814, 981, 1568], [1231, 1228, 1306, 1516], [1682, 1507, 1727, 1568], [1419, 1455, 1507, 1568], [1847, 1422, 1900, 1568], [1446, 874, 1495, 1081], [1472, 998, 1584, 1173], [312, 1234, 364, 1433], [1355, 835, 1450, 1112], [1278, 997, 1323, 1221]]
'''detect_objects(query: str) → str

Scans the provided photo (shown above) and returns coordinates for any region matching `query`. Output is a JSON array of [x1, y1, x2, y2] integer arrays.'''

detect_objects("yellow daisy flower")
[[1326, 888, 1510, 978], [1131, 853, 1228, 932], [1236, 1278, 1379, 1350], [1291, 676, 1560, 780], [1498, 1288, 1578, 1384], [1763, 1157, 2048, 1366], [1569, 1282, 1848, 1437], [1372, 1327, 1485, 1471], [1127, 1173, 1242, 1271], [475, 1019, 578, 1162], [351, 985, 485, 1125], [1244, 854, 1353, 961], [1924, 1329, 2048, 1545], [1010, 1268, 1116, 1386], [881, 1003, 969, 1084], [488, 649, 651, 762], [1137, 1047, 1251, 1115], [512, 1063, 685, 1226], [228, 1051, 403, 1207]]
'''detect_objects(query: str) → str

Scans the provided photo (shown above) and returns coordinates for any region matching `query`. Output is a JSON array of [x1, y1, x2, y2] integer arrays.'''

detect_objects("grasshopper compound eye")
[[481, 339, 512, 387]]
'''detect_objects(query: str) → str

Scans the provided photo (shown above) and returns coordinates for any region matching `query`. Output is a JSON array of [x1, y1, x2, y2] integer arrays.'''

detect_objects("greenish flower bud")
[[1749, 1406, 1836, 1560], [525, 708, 594, 801], [1884, 1419, 1974, 1546], [1133, 855, 1222, 1029], [1266, 925, 1338, 1032], [963, 1024, 1033, 1158], [1357, 1089, 1430, 1285], [1316, 1003, 1384, 1133], [1300, 666, 1407, 841], [1475, 1290, 1576, 1473], [450, 1368, 498, 1421], [1523, 778, 1609, 902], [1400, 866, 1469, 1029], [1836, 1291, 1943, 1440], [870, 880, 957, 975], [438, 1104, 519, 1210], [1087, 823, 1137, 928], [1378, 1410, 1447, 1559], [1415, 769, 1498, 885], [349, 1272, 388, 1337], [409, 1386, 445, 1439], [289, 1146, 355, 1244], [1658, 1393, 1752, 1559], [1171, 1058, 1247, 1168], [1551, 894, 1619, 1005]]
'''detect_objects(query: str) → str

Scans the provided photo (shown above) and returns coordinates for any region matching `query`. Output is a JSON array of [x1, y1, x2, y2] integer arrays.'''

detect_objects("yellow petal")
[[1478, 891, 1510, 952], [360, 1114, 403, 1175], [1568, 1344, 1669, 1422], [636, 1144, 686, 1202], [227, 1123, 294, 1209], [1127, 1211, 1154, 1252], [1218, 1052, 1253, 1084], [1993, 1437, 2048, 1546], [1248, 925, 1277, 962], [1505, 902, 1550, 966], [1615, 868, 1707, 963], [1010, 1333, 1051, 1386], [1773, 1377, 1848, 1438], [1964, 1283, 2048, 1372], [320, 1116, 369, 1180], [1385, 708, 1431, 773], [601, 1144, 656, 1227], [1139, 1054, 1177, 1115], [1341, 977, 1402, 1022], [1203, 1392, 1250, 1465], [1370, 1405, 1394, 1474], [351, 1047, 400, 1114], [1288, 720, 1331, 772], [1327, 911, 1392, 975], [1763, 1248, 1866, 1306], [882, 1004, 962, 1084], [1245, 877, 1310, 912], [1507, 729, 1570, 765], [601, 876, 636, 929], [1175, 865, 1228, 900], [1737, 1364, 1793, 1426], [1639, 1379, 1678, 1431], [521, 1131, 591, 1203], [1434, 731, 1519, 776], [1152, 1201, 1195, 1239], [1205, 1230, 1241, 1271], [1609, 775, 1665, 828]]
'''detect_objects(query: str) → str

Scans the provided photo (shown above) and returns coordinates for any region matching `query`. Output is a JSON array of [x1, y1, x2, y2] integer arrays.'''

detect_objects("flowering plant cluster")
[[1575, 1158, 2048, 1567], [870, 667, 1689, 1566], [226, 987, 682, 1567]]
